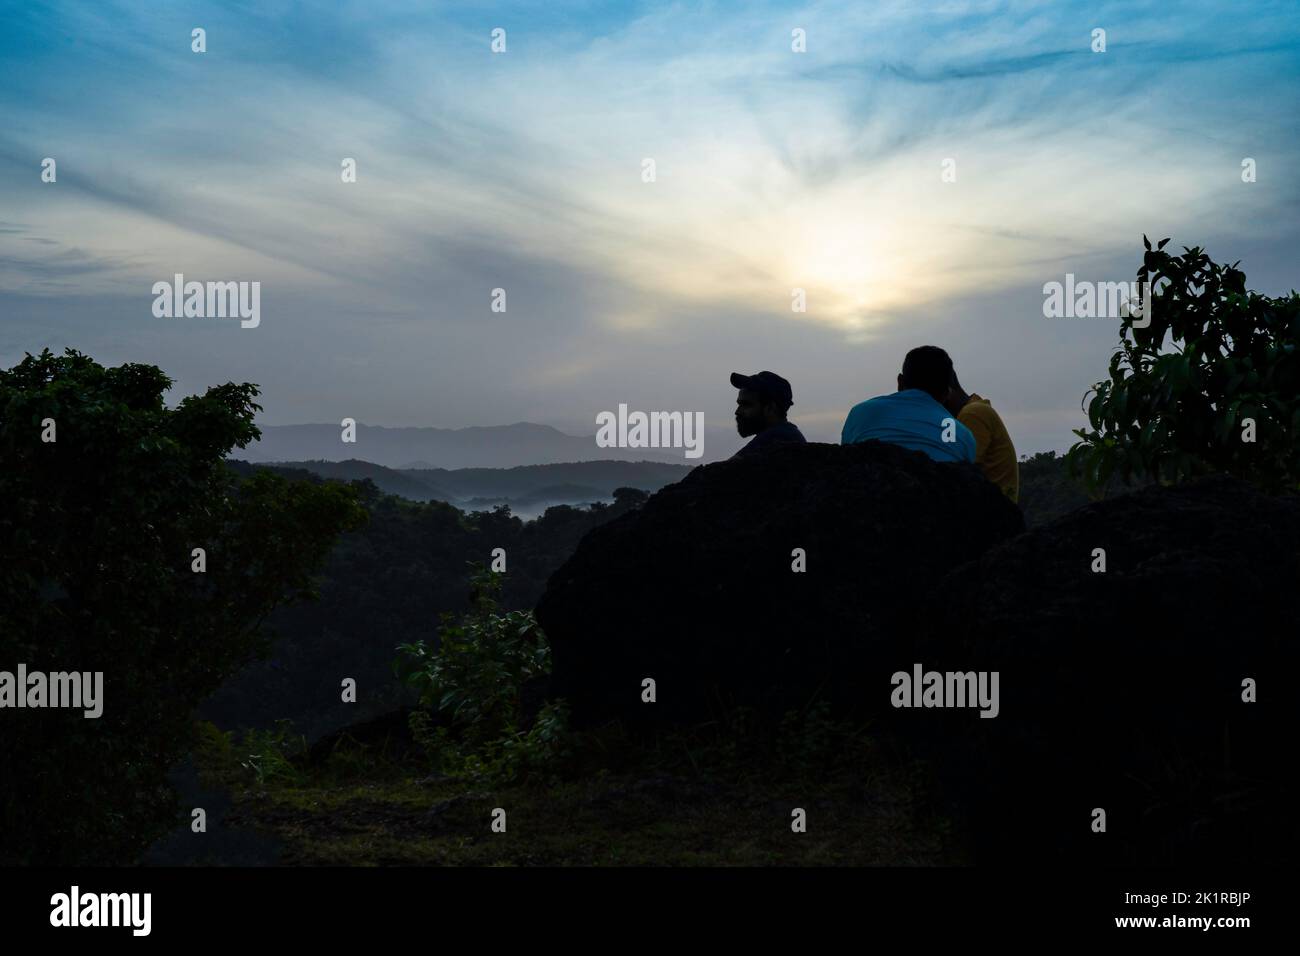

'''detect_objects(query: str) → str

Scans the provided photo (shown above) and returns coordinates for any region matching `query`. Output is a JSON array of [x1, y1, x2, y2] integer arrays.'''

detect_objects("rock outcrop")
[[912, 474, 1299, 864], [537, 442, 1298, 864], [536, 440, 1025, 728]]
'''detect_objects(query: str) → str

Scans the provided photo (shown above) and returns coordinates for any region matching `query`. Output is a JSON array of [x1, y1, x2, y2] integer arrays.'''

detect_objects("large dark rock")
[[911, 475, 1300, 864], [536, 440, 1025, 729]]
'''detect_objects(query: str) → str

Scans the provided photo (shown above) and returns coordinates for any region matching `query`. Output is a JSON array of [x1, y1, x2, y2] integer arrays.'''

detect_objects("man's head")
[[944, 368, 971, 417], [730, 370, 793, 438], [896, 346, 955, 403]]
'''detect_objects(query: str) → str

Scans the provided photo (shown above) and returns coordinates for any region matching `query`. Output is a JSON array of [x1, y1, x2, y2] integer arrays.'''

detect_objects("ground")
[[193, 709, 962, 867]]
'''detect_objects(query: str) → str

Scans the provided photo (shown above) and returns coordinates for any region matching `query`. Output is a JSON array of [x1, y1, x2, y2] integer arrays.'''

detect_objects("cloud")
[[1, 0, 1297, 448]]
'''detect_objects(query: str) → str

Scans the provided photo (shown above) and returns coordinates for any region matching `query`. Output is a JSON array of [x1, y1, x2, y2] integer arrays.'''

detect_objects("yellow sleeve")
[[959, 405, 995, 457]]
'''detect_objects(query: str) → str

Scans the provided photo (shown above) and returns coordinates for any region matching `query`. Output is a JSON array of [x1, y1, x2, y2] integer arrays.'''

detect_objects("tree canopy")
[[0, 349, 366, 864]]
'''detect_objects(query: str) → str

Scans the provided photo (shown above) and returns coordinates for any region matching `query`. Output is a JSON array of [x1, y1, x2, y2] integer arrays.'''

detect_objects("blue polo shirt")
[[841, 389, 976, 463]]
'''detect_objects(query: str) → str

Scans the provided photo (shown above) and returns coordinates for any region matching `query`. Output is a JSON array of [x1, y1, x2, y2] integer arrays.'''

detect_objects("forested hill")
[[200, 473, 656, 740], [226, 457, 694, 509]]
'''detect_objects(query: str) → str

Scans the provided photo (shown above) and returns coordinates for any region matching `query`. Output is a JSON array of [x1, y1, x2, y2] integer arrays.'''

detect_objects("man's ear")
[[897, 374, 905, 392]]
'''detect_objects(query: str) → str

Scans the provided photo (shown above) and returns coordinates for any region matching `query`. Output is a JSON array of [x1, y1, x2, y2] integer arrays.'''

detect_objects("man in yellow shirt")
[[946, 372, 1019, 503]]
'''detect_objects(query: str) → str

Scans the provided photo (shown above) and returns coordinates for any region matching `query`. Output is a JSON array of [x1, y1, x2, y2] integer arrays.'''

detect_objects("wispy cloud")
[[1, 0, 1297, 446]]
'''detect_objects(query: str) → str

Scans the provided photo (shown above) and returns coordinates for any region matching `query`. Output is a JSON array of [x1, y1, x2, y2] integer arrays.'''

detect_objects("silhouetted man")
[[840, 346, 975, 463], [945, 369, 1019, 502], [731, 370, 806, 458]]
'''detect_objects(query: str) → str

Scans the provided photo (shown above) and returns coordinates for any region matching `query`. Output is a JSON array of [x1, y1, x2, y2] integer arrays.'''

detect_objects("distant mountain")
[[240, 422, 694, 469], [230, 458, 453, 501], [228, 457, 695, 509]]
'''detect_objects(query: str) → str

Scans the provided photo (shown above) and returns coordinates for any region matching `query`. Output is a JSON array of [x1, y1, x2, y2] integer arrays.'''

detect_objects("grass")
[[193, 702, 964, 866]]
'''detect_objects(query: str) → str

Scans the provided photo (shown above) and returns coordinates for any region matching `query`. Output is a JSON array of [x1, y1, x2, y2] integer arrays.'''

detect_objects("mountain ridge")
[[240, 422, 699, 468], [226, 457, 696, 510]]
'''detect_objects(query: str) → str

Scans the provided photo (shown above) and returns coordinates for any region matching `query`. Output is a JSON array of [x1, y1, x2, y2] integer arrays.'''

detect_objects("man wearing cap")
[[730, 370, 807, 458]]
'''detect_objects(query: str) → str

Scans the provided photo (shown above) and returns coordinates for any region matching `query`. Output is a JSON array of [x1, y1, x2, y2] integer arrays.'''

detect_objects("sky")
[[2, 0, 1298, 459]]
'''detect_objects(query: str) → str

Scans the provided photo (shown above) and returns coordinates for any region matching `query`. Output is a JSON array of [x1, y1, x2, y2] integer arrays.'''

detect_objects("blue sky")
[[2, 0, 1298, 458]]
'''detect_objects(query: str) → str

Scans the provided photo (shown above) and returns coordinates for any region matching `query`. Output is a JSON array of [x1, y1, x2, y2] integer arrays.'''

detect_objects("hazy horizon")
[[235, 416, 1075, 465]]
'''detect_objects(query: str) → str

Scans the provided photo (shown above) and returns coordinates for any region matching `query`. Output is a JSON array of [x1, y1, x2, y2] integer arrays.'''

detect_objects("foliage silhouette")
[[396, 566, 570, 783], [1070, 239, 1300, 491], [0, 349, 365, 864]]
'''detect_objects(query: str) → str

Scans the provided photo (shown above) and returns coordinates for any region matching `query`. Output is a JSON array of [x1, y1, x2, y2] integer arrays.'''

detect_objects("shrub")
[[395, 565, 568, 782], [194, 719, 307, 789], [1070, 239, 1300, 491]]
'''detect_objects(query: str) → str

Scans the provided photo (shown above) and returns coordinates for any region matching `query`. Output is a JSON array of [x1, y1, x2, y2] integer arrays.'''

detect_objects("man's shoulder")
[[764, 421, 806, 443], [846, 393, 896, 417], [778, 421, 807, 442], [960, 397, 998, 419], [738, 421, 806, 456], [959, 399, 1007, 435]]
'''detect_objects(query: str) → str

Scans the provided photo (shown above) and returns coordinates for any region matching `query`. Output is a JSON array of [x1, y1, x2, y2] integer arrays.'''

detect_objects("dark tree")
[[0, 349, 365, 864]]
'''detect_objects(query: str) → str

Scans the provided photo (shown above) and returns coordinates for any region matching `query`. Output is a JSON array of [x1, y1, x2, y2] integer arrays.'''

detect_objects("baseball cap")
[[729, 370, 794, 408]]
